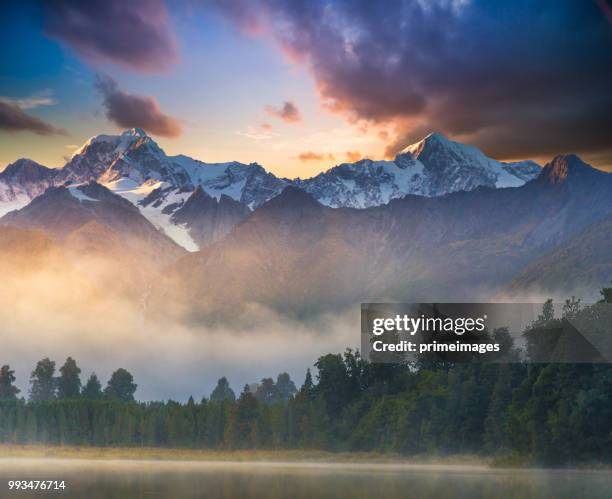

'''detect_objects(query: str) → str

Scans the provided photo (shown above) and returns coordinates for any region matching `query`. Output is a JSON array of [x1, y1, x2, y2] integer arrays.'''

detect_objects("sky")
[[1, 0, 611, 178]]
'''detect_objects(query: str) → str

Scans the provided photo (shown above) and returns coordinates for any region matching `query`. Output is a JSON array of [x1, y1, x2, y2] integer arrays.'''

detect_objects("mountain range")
[[149, 154, 612, 319], [0, 129, 540, 250], [1, 131, 610, 321]]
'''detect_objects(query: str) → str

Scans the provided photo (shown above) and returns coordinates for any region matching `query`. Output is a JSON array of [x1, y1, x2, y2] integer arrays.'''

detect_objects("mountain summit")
[[539, 154, 603, 184], [1, 130, 543, 250], [400, 132, 541, 192], [295, 132, 540, 208]]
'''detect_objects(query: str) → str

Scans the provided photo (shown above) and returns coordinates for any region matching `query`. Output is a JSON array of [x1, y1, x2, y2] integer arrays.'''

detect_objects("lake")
[[0, 459, 610, 498]]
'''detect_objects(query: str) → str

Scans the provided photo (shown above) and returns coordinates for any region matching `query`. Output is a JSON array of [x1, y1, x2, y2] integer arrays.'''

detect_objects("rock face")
[[150, 155, 612, 320], [0, 159, 57, 216], [0, 129, 540, 250], [171, 187, 251, 247], [295, 133, 540, 208], [400, 132, 541, 193], [0, 149, 610, 316], [0, 182, 184, 268]]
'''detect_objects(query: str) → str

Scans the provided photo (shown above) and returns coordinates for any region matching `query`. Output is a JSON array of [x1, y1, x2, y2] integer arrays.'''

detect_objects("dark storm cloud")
[[43, 0, 179, 73], [0, 101, 65, 135], [95, 75, 182, 137], [266, 101, 303, 123], [211, 0, 612, 165]]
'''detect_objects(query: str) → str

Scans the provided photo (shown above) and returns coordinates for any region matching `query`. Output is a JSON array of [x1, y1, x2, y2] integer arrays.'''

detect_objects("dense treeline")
[[1, 287, 611, 465]]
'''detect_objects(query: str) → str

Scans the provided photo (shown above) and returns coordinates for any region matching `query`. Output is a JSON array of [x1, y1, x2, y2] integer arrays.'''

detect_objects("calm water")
[[0, 459, 611, 499]]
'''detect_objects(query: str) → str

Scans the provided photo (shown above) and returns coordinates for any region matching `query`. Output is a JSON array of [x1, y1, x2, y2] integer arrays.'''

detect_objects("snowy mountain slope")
[[0, 129, 540, 250], [0, 159, 57, 216], [295, 154, 427, 209], [0, 182, 184, 265], [400, 132, 540, 191], [294, 133, 540, 208], [151, 155, 612, 318], [0, 183, 186, 296]]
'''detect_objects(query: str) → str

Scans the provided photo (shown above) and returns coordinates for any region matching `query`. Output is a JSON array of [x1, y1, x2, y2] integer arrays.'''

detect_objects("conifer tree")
[[82, 373, 102, 399], [29, 358, 56, 402], [210, 377, 236, 402], [105, 369, 137, 402], [0, 365, 20, 400], [57, 357, 81, 399]]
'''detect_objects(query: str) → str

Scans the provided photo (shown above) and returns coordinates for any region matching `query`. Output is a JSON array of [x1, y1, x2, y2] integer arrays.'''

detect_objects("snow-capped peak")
[[400, 131, 450, 157], [397, 131, 540, 191], [0, 129, 543, 251], [71, 128, 150, 159], [121, 127, 148, 138]]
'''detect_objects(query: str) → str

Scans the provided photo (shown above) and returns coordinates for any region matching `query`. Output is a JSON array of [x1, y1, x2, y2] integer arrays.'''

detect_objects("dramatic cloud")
[[0, 101, 65, 136], [212, 1, 612, 166], [266, 101, 302, 123], [297, 151, 335, 162], [596, 0, 612, 24], [43, 0, 179, 73], [95, 75, 182, 138]]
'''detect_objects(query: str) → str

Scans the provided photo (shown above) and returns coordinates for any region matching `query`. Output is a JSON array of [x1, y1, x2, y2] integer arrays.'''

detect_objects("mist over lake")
[[2, 459, 611, 499]]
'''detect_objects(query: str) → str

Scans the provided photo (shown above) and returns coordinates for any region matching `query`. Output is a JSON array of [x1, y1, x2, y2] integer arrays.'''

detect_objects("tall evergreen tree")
[[255, 378, 280, 405], [210, 377, 236, 402], [300, 368, 314, 397], [82, 373, 102, 399], [29, 358, 56, 402], [314, 353, 351, 416], [104, 368, 137, 402], [225, 385, 259, 448], [276, 372, 297, 403], [57, 357, 81, 399], [0, 365, 20, 400]]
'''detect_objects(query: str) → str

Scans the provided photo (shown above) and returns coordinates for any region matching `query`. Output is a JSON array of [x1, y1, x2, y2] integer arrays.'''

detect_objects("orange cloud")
[[297, 151, 335, 162]]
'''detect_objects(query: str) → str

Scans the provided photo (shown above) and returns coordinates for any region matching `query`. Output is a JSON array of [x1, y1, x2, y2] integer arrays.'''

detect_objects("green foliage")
[[254, 378, 280, 405], [1, 359, 610, 463], [105, 369, 137, 402], [0, 365, 20, 400], [210, 377, 236, 403], [276, 373, 297, 402], [2, 286, 612, 464], [29, 358, 56, 402], [57, 357, 81, 399], [82, 374, 103, 399], [225, 385, 259, 448]]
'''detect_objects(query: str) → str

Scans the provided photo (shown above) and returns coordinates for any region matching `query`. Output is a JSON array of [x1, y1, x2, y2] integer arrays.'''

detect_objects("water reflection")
[[0, 459, 610, 499]]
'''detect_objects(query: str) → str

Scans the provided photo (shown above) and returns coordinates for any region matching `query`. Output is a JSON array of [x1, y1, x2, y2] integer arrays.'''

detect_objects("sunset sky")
[[1, 0, 611, 177]]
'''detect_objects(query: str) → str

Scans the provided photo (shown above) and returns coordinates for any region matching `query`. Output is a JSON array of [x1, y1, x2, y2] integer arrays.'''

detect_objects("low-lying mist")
[[0, 250, 358, 401]]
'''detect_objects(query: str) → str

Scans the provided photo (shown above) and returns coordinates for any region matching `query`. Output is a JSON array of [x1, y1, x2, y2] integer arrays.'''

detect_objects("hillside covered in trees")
[[1, 287, 611, 466]]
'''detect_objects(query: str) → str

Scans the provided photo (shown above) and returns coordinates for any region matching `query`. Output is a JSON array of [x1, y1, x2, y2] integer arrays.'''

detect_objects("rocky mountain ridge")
[[0, 129, 541, 249]]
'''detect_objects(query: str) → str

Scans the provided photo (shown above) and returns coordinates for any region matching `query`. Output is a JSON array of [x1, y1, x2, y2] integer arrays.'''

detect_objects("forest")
[[1, 286, 611, 466]]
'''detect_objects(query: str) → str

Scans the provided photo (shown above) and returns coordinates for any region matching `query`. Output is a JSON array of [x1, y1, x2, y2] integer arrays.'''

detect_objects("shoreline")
[[0, 445, 484, 465], [0, 445, 610, 471]]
